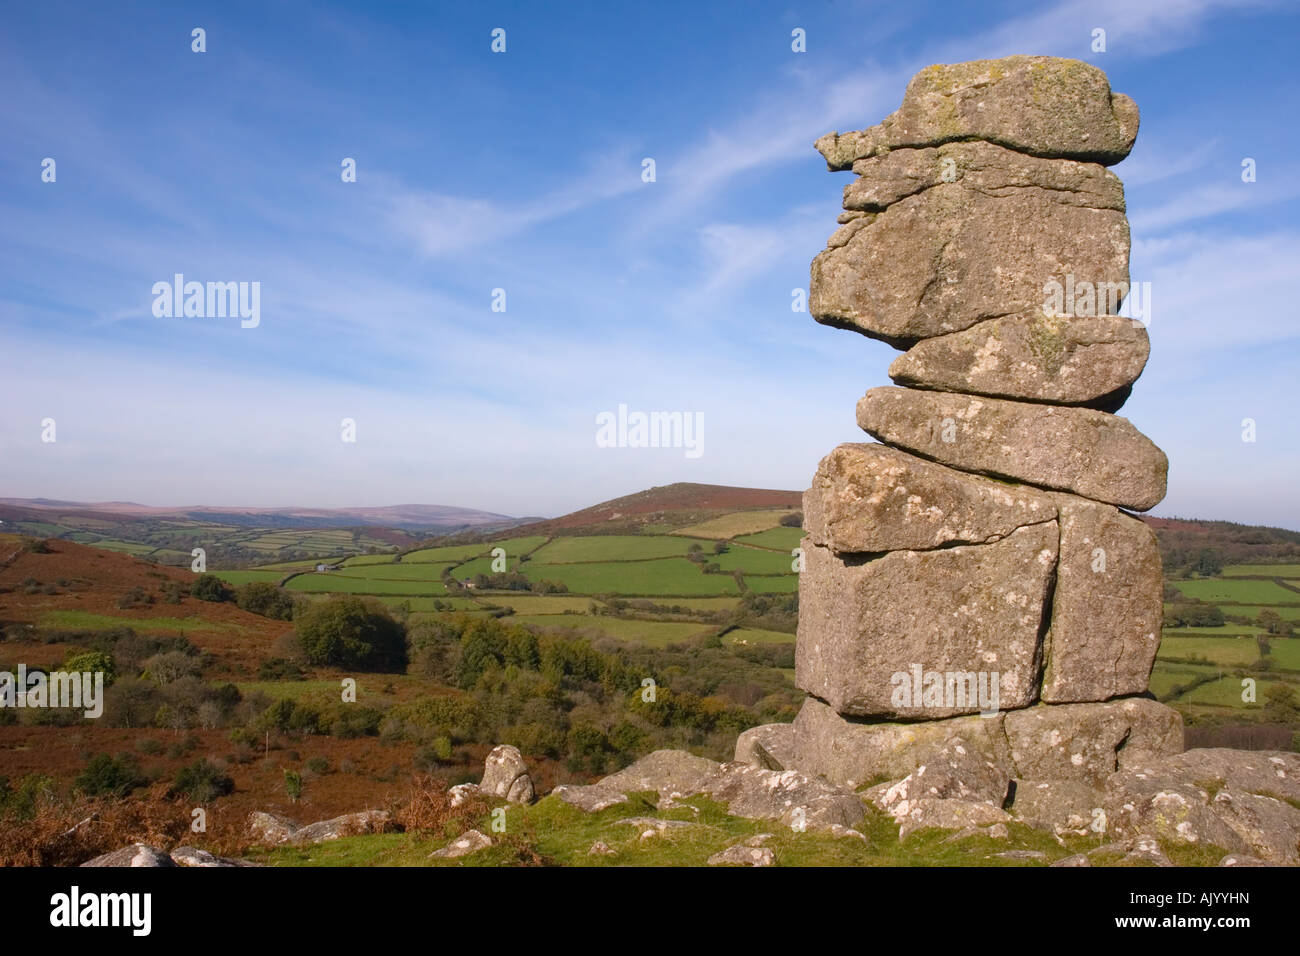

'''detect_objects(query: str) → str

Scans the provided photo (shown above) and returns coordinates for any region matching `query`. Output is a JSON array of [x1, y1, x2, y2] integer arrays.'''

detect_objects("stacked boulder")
[[785, 56, 1186, 830]]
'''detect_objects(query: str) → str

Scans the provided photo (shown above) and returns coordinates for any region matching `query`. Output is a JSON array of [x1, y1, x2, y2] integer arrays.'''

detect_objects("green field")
[[332, 563, 455, 582], [1180, 676, 1297, 709], [743, 575, 800, 594], [733, 527, 803, 551], [508, 614, 713, 646], [530, 535, 692, 564], [1157, 635, 1260, 667], [1223, 564, 1300, 578], [38, 610, 238, 633], [1164, 624, 1266, 636], [1228, 605, 1300, 621], [285, 573, 447, 596], [340, 553, 401, 566], [212, 569, 290, 585], [724, 627, 795, 646], [1148, 664, 1217, 700], [481, 595, 598, 614], [711, 545, 797, 575], [1171, 579, 1300, 604], [519, 557, 739, 596], [672, 510, 794, 539], [1265, 639, 1300, 670], [372, 596, 482, 612], [403, 543, 495, 563]]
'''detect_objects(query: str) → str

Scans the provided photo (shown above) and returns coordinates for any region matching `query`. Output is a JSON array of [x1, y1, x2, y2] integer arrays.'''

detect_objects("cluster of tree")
[[1163, 602, 1226, 628], [1155, 518, 1300, 568], [1161, 547, 1225, 578]]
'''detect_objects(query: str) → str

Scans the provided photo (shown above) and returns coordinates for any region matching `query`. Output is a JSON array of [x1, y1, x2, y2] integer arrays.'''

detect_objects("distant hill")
[[507, 482, 802, 537], [1145, 516, 1300, 568], [0, 498, 521, 531]]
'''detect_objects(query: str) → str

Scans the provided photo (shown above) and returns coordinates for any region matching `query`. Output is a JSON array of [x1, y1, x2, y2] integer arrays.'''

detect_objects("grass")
[[372, 596, 482, 612], [211, 569, 289, 585], [508, 614, 713, 646], [38, 610, 238, 633], [672, 510, 796, 539], [331, 563, 456, 581], [1265, 638, 1300, 670], [340, 553, 400, 566], [711, 545, 798, 575], [743, 575, 799, 594], [530, 535, 693, 564], [1157, 636, 1260, 668], [1148, 663, 1218, 699], [1225, 605, 1300, 621], [284, 574, 447, 596], [733, 527, 804, 551], [478, 595, 598, 614], [1180, 676, 1297, 709], [1223, 564, 1300, 578], [250, 792, 1123, 868], [403, 544, 495, 563], [723, 627, 795, 646], [1163, 624, 1265, 636], [521, 558, 740, 596], [1171, 579, 1299, 604]]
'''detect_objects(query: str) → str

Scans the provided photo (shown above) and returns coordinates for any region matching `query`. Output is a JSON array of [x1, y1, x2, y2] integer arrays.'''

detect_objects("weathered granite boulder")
[[480, 744, 536, 804], [597, 749, 721, 800], [893, 799, 1013, 839], [1040, 493, 1163, 702], [856, 386, 1168, 511], [889, 311, 1149, 409], [1004, 698, 1183, 786], [1209, 789, 1300, 865], [552, 784, 628, 812], [803, 442, 1057, 553], [869, 737, 1011, 808], [289, 809, 391, 845], [815, 56, 1139, 169], [1011, 779, 1106, 834], [80, 843, 176, 867], [734, 722, 796, 771], [431, 829, 493, 859], [792, 696, 1012, 789], [701, 762, 866, 831], [708, 843, 775, 866], [811, 145, 1129, 345], [247, 811, 298, 846], [170, 846, 259, 867], [796, 522, 1056, 718]]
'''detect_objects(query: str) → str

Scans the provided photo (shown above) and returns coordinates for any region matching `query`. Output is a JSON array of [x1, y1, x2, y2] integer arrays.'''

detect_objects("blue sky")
[[2, 0, 1298, 527]]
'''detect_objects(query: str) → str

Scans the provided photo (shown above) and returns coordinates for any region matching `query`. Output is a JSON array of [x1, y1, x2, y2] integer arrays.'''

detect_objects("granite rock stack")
[[791, 56, 1182, 795]]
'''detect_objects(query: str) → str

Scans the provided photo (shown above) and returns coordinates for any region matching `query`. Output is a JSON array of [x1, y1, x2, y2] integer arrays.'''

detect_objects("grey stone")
[[431, 829, 492, 859], [552, 784, 628, 813], [80, 843, 175, 868], [803, 442, 1057, 553], [889, 311, 1149, 408], [792, 696, 1012, 789], [734, 722, 796, 771], [708, 844, 776, 866], [1041, 494, 1163, 702], [1004, 699, 1184, 786], [856, 386, 1169, 511], [597, 749, 721, 800], [815, 56, 1138, 168], [1011, 779, 1106, 834], [795, 522, 1056, 718], [700, 762, 866, 831], [480, 744, 535, 804]]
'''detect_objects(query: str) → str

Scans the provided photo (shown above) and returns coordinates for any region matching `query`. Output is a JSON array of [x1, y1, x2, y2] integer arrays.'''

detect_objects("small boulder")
[[708, 844, 775, 867], [553, 784, 628, 813], [80, 843, 175, 868], [597, 750, 721, 801], [734, 723, 796, 771], [289, 809, 391, 845], [247, 811, 299, 846], [480, 745, 535, 804], [431, 829, 493, 859], [170, 846, 258, 867]]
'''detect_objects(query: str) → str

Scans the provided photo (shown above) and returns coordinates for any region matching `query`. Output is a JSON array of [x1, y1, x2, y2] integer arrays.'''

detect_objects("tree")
[[191, 574, 233, 603], [236, 582, 294, 620], [1190, 548, 1224, 577], [294, 596, 408, 671]]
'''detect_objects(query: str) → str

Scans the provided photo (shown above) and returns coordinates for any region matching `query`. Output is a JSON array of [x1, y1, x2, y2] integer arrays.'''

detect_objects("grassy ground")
[[671, 510, 794, 539], [247, 793, 1226, 868], [530, 535, 694, 564]]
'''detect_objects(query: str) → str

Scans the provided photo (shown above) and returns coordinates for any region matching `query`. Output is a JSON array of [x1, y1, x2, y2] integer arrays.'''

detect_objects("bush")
[[236, 582, 295, 620], [170, 759, 235, 803], [778, 512, 803, 528], [190, 574, 233, 603], [74, 753, 146, 798], [305, 756, 330, 775], [294, 597, 407, 671], [116, 586, 153, 609], [63, 650, 118, 685], [258, 657, 305, 681]]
